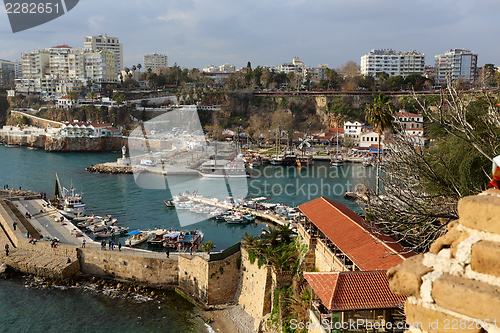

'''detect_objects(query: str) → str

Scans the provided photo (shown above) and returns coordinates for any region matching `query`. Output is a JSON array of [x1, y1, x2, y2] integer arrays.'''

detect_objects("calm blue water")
[[0, 144, 374, 332]]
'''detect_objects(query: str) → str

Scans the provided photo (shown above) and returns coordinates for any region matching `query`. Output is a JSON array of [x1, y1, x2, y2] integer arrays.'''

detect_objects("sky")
[[1, 0, 499, 71]]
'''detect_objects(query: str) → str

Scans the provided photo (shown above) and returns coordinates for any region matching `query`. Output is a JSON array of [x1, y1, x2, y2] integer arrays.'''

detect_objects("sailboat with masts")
[[270, 127, 284, 165], [330, 130, 344, 167]]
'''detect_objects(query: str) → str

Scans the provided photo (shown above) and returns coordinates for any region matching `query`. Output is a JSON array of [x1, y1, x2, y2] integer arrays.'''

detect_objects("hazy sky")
[[1, 0, 499, 70]]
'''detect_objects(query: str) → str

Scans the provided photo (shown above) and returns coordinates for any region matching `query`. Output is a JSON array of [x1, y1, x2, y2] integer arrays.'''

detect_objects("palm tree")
[[137, 63, 142, 79], [87, 91, 97, 105], [364, 93, 394, 195], [200, 240, 216, 254]]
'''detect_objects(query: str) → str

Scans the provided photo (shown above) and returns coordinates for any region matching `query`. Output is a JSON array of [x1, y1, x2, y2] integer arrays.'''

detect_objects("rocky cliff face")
[[44, 136, 125, 152], [0, 93, 10, 127]]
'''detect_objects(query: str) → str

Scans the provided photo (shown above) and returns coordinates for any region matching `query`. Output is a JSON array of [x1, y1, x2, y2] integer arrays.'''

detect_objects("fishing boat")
[[125, 230, 151, 246], [94, 226, 130, 238], [162, 230, 204, 252], [147, 229, 169, 246], [84, 215, 118, 232], [54, 173, 86, 219], [330, 154, 344, 167]]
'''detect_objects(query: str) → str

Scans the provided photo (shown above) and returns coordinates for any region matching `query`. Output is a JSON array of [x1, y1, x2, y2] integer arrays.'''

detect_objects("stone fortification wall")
[[238, 247, 272, 319], [44, 136, 125, 152], [178, 251, 241, 306], [206, 252, 241, 304], [78, 248, 178, 287], [315, 240, 343, 272], [388, 188, 500, 333]]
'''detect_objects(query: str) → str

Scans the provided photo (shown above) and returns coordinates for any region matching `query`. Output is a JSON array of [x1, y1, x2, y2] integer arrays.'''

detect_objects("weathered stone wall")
[[206, 252, 241, 304], [177, 251, 241, 306], [315, 240, 343, 272], [238, 247, 272, 319], [78, 248, 178, 287], [388, 188, 500, 333]]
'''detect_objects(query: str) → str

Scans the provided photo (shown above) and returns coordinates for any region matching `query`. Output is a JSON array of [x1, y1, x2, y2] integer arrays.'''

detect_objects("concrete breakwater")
[[86, 163, 133, 174]]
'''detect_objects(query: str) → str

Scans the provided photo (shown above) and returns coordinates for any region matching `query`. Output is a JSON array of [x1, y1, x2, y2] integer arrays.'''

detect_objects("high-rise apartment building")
[[360, 49, 425, 78], [84, 34, 123, 75], [18, 45, 117, 96], [143, 53, 168, 75], [434, 49, 478, 85]]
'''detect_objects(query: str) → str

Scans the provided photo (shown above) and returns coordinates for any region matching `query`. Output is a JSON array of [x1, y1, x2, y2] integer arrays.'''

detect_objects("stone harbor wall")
[[77, 248, 179, 287], [237, 247, 273, 319], [388, 188, 500, 333]]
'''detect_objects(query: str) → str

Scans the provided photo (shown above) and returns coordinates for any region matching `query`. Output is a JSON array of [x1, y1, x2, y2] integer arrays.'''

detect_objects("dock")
[[187, 195, 293, 227]]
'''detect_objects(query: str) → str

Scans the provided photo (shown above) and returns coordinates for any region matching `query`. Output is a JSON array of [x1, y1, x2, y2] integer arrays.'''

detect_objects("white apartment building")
[[360, 49, 425, 78], [18, 45, 116, 96], [219, 63, 235, 73], [84, 50, 116, 88], [84, 34, 123, 75], [434, 49, 478, 85], [203, 65, 219, 73], [343, 121, 364, 143], [143, 53, 168, 75]]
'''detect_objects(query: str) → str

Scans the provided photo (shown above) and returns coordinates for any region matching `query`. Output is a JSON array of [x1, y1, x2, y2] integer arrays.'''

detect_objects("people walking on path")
[[118, 242, 122, 252], [82, 238, 86, 248], [101, 240, 106, 250], [166, 249, 170, 258], [110, 241, 114, 251], [4, 244, 9, 256], [108, 240, 111, 250], [13, 221, 17, 231]]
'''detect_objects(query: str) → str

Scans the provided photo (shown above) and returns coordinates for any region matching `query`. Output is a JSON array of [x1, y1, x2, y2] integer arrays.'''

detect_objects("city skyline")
[[1, 0, 499, 70]]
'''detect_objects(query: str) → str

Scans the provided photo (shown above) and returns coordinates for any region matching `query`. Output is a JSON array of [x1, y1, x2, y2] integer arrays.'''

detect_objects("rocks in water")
[[0, 263, 7, 274]]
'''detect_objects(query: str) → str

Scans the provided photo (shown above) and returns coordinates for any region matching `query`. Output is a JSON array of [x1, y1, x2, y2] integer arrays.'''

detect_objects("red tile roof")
[[304, 271, 407, 311], [298, 197, 412, 270]]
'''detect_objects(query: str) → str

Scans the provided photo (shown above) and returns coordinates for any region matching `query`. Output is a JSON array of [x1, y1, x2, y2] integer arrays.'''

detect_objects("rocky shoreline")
[[86, 163, 133, 174]]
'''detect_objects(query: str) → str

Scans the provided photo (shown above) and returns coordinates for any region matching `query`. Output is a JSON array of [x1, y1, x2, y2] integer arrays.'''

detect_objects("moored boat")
[[125, 230, 151, 246]]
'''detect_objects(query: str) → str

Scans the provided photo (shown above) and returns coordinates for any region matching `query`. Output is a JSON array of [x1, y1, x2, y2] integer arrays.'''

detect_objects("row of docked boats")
[[74, 214, 130, 238], [124, 228, 204, 252]]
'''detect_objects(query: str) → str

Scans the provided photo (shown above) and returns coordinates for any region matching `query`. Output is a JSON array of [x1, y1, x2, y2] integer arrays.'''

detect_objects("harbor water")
[[0, 144, 374, 332]]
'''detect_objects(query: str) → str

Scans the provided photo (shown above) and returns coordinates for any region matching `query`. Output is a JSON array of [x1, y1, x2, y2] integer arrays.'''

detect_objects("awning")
[[163, 232, 180, 238], [126, 230, 142, 235]]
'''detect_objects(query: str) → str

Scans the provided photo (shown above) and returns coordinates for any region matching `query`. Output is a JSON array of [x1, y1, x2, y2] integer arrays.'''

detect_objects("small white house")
[[343, 121, 365, 143], [360, 130, 385, 149]]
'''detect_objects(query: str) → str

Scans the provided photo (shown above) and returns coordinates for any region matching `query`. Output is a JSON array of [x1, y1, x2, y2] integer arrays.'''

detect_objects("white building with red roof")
[[60, 121, 121, 137]]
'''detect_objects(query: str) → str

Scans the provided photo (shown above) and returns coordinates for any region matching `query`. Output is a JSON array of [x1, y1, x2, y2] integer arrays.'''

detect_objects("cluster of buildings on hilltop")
[[360, 48, 479, 85], [3, 34, 170, 101], [203, 57, 329, 83]]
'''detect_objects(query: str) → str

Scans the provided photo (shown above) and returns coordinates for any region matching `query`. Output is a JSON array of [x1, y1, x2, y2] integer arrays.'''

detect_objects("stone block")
[[432, 274, 500, 320], [387, 255, 432, 296], [457, 195, 500, 235], [430, 222, 469, 258], [470, 240, 500, 278], [405, 302, 484, 333]]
